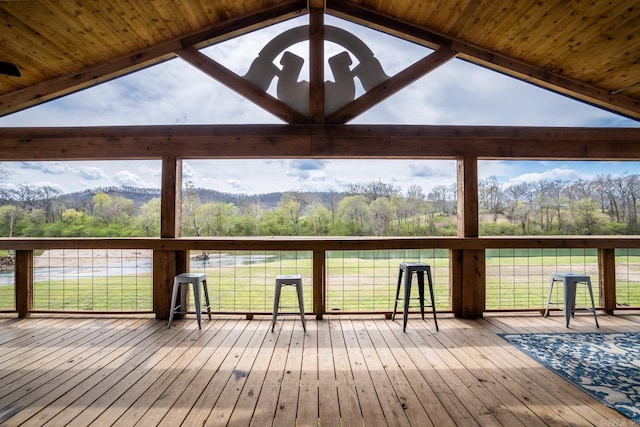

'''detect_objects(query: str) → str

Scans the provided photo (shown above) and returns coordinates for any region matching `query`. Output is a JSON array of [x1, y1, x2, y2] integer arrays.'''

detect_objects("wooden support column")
[[598, 248, 616, 315], [154, 156, 187, 320], [451, 155, 485, 318], [15, 250, 33, 318], [309, 5, 324, 319], [308, 4, 324, 123], [313, 249, 325, 319]]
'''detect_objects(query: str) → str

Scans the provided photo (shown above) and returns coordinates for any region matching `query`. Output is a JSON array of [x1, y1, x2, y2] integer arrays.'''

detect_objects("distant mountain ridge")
[[59, 186, 345, 210]]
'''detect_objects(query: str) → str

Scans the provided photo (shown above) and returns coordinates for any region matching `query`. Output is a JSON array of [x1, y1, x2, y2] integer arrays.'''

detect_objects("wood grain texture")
[[0, 314, 636, 425]]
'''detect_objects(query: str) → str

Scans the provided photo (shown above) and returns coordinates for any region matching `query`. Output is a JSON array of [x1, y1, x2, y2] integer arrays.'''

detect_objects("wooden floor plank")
[[204, 320, 270, 426], [272, 321, 305, 426], [0, 318, 94, 369], [94, 318, 234, 426], [316, 319, 341, 427], [0, 318, 165, 426], [422, 321, 552, 427], [479, 316, 629, 423], [249, 319, 294, 426], [441, 318, 587, 426], [376, 319, 490, 427], [72, 320, 204, 427], [328, 318, 362, 427], [403, 319, 529, 427], [167, 319, 252, 426], [349, 319, 413, 427], [0, 318, 143, 404], [363, 318, 452, 427], [35, 320, 190, 427], [296, 319, 319, 427], [226, 321, 280, 427], [340, 318, 387, 427], [149, 319, 241, 426], [0, 313, 637, 427]]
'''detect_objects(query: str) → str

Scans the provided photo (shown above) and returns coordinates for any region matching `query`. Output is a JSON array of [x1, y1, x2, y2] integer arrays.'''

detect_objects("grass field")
[[1, 249, 640, 312]]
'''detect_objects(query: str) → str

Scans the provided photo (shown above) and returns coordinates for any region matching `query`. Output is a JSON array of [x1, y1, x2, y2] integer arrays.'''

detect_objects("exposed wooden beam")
[[3, 235, 640, 252], [175, 47, 307, 124], [161, 156, 182, 238], [307, 0, 326, 9], [0, 1, 307, 117], [327, 47, 457, 124], [1, 124, 640, 160], [308, 7, 325, 123], [328, 3, 640, 120]]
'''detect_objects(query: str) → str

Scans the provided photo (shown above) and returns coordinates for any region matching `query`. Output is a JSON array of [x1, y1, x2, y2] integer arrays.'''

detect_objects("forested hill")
[[59, 186, 342, 210]]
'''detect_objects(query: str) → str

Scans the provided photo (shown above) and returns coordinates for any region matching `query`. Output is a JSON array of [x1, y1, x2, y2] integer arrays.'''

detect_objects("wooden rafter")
[[326, 46, 458, 124], [0, 1, 306, 117], [328, 2, 640, 120], [176, 47, 307, 124]]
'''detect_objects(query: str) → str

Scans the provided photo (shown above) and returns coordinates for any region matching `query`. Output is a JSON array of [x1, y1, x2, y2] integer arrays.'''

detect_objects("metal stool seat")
[[271, 274, 306, 332], [544, 272, 599, 328], [392, 262, 438, 332], [167, 272, 211, 329]]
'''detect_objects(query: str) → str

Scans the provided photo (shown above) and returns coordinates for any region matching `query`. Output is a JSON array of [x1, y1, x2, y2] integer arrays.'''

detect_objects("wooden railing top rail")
[[2, 236, 640, 251]]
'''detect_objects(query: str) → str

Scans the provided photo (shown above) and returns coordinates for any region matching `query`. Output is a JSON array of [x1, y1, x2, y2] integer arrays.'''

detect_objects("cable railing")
[[485, 248, 600, 310], [1, 237, 640, 316]]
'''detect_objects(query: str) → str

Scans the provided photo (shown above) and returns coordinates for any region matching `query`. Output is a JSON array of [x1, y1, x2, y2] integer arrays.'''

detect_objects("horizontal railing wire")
[[0, 262, 15, 311], [188, 250, 313, 313], [325, 249, 451, 312], [615, 249, 640, 308], [485, 248, 599, 310], [31, 249, 152, 312]]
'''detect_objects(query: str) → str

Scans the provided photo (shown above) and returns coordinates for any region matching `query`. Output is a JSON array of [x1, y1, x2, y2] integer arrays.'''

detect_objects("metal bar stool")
[[271, 274, 306, 332], [392, 262, 438, 332], [543, 272, 599, 328], [167, 272, 211, 329]]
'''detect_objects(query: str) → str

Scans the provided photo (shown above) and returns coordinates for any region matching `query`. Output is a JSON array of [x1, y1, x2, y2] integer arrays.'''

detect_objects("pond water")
[[0, 254, 277, 286]]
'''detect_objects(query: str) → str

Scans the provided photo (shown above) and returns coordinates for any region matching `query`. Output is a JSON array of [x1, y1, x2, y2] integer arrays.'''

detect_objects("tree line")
[[1, 173, 639, 237]]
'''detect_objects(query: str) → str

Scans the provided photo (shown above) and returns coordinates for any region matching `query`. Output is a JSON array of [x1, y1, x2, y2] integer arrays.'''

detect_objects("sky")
[[0, 15, 638, 197]]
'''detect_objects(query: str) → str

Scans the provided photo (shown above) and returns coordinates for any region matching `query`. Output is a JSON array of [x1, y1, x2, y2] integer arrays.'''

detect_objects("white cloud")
[[113, 171, 147, 187], [509, 167, 582, 185], [78, 166, 106, 180]]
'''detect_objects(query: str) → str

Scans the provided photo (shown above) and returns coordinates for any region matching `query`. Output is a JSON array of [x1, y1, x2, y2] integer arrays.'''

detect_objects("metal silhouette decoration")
[[244, 25, 389, 115]]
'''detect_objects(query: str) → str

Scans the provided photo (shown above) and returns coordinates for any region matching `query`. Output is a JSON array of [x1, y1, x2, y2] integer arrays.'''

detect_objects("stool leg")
[[202, 279, 212, 320], [168, 277, 180, 328], [272, 282, 281, 332], [564, 279, 576, 328], [543, 278, 555, 318], [426, 267, 439, 331], [392, 268, 403, 321], [417, 271, 426, 320], [403, 270, 412, 332], [586, 278, 600, 328], [296, 281, 306, 332], [192, 281, 202, 330]]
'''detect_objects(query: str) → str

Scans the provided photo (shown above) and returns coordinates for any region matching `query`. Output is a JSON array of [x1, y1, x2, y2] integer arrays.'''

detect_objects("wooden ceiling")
[[1, 0, 639, 121]]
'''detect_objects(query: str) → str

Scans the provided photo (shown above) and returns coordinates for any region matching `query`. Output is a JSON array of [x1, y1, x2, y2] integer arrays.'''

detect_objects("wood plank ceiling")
[[0, 0, 639, 121]]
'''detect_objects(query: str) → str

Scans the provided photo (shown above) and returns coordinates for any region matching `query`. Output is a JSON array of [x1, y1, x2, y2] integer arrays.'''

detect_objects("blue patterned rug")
[[500, 332, 640, 424]]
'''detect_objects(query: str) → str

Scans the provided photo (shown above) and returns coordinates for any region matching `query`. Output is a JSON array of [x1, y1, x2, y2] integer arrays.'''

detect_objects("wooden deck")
[[0, 312, 638, 426]]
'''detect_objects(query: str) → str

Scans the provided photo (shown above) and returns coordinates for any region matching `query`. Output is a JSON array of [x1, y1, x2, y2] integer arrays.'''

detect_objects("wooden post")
[[598, 248, 616, 315], [15, 250, 33, 318], [154, 156, 187, 320], [451, 155, 485, 318], [308, 5, 324, 123], [161, 156, 182, 238], [313, 249, 325, 319]]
